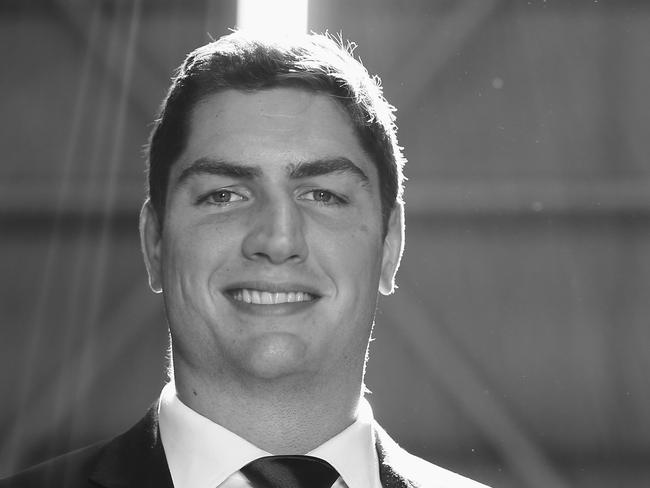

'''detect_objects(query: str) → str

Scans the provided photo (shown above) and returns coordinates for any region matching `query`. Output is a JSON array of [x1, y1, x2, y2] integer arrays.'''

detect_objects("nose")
[[241, 196, 308, 264]]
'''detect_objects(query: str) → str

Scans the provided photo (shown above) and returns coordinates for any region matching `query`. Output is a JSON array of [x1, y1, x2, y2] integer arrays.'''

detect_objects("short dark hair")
[[146, 31, 406, 232]]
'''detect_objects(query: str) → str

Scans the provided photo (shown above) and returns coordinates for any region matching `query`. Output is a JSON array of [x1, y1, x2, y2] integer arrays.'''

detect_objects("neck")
[[172, 360, 364, 454]]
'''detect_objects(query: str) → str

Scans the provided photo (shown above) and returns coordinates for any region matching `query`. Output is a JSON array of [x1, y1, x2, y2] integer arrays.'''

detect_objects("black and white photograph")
[[1, 1, 649, 487]]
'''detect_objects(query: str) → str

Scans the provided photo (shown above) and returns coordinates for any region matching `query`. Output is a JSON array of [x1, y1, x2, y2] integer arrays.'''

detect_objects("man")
[[1, 32, 489, 488]]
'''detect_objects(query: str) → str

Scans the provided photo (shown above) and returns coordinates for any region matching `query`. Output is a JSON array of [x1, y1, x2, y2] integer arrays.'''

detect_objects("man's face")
[[141, 87, 402, 386]]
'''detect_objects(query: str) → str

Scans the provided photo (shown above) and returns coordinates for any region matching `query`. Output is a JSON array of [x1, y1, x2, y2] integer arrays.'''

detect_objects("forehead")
[[173, 87, 375, 178]]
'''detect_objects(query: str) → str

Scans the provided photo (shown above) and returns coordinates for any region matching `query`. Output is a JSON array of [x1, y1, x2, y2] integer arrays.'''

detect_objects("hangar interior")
[[1, 1, 649, 487]]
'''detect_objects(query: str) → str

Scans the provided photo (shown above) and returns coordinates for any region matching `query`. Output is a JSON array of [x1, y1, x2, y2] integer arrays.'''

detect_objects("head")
[[146, 31, 405, 235], [140, 32, 406, 398]]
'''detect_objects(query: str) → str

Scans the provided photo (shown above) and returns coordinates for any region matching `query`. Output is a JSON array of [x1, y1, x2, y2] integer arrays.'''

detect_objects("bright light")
[[237, 0, 308, 36]]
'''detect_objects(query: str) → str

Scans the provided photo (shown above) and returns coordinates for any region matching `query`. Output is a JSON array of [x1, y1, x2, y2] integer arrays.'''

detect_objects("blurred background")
[[1, 0, 649, 486]]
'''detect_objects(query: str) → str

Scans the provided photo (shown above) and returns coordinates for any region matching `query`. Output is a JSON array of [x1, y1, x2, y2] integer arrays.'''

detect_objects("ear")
[[139, 199, 163, 294], [379, 203, 405, 295]]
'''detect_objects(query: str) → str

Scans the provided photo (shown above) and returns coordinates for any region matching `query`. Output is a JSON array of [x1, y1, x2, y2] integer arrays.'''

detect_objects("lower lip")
[[224, 293, 319, 316]]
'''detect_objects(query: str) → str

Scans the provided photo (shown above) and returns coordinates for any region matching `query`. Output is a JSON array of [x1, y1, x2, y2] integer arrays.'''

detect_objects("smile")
[[230, 289, 316, 305]]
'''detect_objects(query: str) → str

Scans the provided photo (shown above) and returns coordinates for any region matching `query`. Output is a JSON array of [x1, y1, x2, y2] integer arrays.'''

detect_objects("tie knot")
[[241, 455, 340, 488]]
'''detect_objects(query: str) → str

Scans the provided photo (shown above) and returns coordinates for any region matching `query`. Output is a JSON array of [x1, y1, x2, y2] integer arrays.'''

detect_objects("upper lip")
[[223, 281, 323, 297]]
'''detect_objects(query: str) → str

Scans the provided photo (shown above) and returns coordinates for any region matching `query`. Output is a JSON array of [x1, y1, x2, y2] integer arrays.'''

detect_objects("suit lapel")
[[375, 422, 416, 488], [89, 402, 174, 488]]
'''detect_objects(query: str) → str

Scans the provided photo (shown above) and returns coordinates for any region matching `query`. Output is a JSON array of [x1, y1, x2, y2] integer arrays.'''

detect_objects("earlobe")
[[139, 200, 164, 294], [379, 204, 405, 296]]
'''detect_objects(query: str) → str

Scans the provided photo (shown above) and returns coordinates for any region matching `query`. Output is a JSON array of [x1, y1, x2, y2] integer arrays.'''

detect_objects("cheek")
[[163, 233, 205, 282], [161, 224, 233, 307], [165, 219, 234, 266], [326, 225, 383, 304]]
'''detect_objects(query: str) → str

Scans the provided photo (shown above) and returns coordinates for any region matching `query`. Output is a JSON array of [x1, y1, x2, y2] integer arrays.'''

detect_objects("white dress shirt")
[[158, 382, 382, 488]]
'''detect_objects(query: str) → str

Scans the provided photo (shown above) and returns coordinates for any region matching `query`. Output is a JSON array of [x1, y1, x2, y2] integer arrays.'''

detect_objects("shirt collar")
[[158, 382, 381, 488], [308, 397, 381, 488], [158, 382, 270, 488]]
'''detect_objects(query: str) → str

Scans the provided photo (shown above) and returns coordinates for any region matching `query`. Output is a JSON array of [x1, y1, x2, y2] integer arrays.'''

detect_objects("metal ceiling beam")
[[394, 0, 501, 112], [380, 289, 572, 488], [52, 0, 157, 123], [404, 178, 650, 218]]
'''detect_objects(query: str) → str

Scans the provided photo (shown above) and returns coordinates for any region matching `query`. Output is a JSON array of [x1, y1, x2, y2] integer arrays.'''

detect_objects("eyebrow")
[[175, 156, 370, 186], [288, 158, 370, 185], [176, 158, 262, 185]]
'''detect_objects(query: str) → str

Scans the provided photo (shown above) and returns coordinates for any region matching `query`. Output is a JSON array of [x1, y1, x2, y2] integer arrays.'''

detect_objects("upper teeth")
[[232, 289, 314, 305]]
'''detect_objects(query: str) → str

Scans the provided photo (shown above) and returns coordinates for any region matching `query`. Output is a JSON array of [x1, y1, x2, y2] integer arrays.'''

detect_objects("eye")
[[198, 189, 246, 206], [299, 189, 346, 205]]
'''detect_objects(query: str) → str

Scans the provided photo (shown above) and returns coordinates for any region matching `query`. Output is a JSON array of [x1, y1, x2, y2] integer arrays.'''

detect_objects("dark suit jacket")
[[0, 404, 488, 488]]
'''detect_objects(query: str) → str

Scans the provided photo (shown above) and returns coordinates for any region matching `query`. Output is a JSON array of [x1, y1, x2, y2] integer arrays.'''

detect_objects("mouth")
[[223, 282, 322, 314], [229, 289, 317, 305]]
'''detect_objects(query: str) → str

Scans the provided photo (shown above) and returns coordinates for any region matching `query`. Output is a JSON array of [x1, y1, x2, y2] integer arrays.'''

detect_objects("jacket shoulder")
[[0, 441, 108, 488], [0, 401, 169, 488], [375, 423, 491, 488]]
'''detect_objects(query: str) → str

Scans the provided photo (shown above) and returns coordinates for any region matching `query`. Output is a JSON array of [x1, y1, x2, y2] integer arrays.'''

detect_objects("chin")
[[240, 333, 314, 380]]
